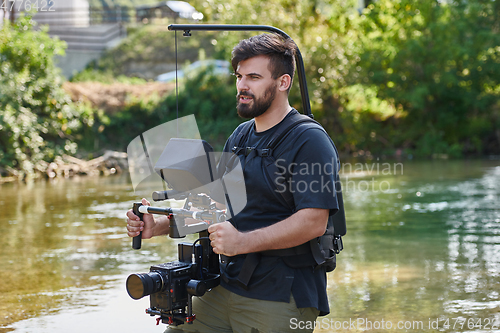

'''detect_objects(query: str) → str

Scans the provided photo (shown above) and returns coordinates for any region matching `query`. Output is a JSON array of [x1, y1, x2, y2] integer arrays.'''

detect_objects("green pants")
[[164, 286, 319, 333]]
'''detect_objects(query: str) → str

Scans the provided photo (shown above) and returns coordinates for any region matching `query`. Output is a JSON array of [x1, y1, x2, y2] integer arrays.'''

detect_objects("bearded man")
[[126, 33, 341, 333]]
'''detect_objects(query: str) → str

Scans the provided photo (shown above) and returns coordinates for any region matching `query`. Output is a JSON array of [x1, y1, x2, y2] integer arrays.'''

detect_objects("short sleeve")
[[280, 127, 340, 215]]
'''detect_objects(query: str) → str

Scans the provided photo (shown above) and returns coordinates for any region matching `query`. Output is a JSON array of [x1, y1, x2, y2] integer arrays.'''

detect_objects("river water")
[[1, 159, 499, 333]]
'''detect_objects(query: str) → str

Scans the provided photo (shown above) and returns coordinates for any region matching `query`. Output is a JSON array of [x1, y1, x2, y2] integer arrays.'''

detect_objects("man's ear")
[[278, 74, 292, 92]]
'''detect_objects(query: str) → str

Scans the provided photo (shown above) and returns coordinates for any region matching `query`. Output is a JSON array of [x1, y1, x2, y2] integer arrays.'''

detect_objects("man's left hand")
[[208, 221, 244, 256]]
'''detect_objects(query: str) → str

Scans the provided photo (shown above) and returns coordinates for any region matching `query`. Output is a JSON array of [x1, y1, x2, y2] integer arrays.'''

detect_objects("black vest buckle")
[[260, 148, 271, 157]]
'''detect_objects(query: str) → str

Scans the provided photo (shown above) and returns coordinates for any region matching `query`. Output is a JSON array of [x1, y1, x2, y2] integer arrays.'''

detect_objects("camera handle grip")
[[132, 202, 143, 249]]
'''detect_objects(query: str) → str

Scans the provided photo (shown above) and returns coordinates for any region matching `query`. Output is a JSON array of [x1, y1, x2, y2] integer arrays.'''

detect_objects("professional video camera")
[[126, 138, 226, 326]]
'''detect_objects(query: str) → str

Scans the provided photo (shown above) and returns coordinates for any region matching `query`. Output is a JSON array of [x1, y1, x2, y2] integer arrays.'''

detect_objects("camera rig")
[[127, 191, 225, 326], [126, 137, 227, 326]]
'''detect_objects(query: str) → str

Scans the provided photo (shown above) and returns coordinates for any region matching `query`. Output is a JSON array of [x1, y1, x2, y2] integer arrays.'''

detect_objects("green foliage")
[[189, 0, 500, 157], [354, 0, 500, 156], [71, 68, 148, 84], [85, 94, 166, 152], [0, 15, 91, 174]]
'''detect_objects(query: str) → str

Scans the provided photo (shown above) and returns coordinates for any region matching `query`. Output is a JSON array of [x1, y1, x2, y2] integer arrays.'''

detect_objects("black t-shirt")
[[217, 109, 340, 315]]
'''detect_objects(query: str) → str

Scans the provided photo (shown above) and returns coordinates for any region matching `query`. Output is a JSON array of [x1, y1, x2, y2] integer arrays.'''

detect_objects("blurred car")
[[156, 59, 231, 82]]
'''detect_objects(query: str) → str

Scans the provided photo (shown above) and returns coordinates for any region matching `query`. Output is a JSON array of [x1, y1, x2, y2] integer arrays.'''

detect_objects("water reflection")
[[320, 160, 500, 332], [0, 175, 181, 332], [1, 160, 500, 332]]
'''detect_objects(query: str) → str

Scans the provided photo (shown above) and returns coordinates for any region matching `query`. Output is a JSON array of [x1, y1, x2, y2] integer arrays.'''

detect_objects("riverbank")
[[0, 151, 128, 184]]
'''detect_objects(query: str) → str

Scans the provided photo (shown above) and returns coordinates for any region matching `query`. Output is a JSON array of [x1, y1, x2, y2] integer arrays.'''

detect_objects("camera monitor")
[[154, 138, 216, 194]]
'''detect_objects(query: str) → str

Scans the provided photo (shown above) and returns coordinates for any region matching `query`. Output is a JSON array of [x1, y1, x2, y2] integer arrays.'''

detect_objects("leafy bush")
[[0, 15, 91, 174], [192, 0, 500, 157], [71, 68, 148, 84], [354, 0, 500, 156]]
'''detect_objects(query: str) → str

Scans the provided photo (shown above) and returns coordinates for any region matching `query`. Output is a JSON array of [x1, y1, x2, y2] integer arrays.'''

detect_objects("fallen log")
[[0, 151, 128, 183]]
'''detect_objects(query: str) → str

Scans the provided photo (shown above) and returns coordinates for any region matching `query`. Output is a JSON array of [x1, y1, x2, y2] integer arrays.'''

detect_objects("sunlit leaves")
[[354, 0, 500, 156], [0, 15, 90, 174]]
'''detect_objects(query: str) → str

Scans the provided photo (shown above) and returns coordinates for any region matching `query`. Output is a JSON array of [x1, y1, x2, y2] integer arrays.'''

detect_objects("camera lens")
[[126, 271, 165, 300]]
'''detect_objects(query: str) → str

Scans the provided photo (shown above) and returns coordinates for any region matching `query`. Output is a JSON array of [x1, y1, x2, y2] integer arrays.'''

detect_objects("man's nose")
[[236, 77, 249, 91]]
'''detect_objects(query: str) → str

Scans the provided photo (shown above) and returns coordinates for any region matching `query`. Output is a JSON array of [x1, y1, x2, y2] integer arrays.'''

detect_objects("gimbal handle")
[[132, 202, 143, 249]]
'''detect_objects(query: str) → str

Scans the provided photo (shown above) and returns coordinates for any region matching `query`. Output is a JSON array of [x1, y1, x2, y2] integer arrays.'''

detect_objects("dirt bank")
[[63, 81, 175, 113]]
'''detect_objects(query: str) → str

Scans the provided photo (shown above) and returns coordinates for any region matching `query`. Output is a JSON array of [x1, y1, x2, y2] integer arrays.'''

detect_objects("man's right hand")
[[126, 198, 156, 239]]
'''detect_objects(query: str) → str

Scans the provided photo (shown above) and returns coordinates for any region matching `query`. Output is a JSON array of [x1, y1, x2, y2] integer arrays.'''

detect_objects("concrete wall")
[[51, 23, 126, 78], [55, 49, 102, 78]]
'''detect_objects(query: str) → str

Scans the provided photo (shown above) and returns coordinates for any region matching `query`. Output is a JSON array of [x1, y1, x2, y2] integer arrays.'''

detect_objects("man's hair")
[[231, 33, 297, 85]]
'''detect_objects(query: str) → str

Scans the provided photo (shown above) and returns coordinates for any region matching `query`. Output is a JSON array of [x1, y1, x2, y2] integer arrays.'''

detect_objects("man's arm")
[[207, 208, 328, 256]]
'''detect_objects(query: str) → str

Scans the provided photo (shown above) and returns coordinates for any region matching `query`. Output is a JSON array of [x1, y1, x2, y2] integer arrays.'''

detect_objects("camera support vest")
[[224, 110, 346, 288]]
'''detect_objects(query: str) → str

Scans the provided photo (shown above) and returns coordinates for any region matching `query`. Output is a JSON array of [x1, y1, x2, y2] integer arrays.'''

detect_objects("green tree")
[[0, 15, 92, 175], [355, 0, 500, 156]]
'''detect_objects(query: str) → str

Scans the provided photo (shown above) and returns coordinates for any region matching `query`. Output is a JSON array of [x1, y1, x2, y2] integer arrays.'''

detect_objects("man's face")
[[235, 56, 278, 119]]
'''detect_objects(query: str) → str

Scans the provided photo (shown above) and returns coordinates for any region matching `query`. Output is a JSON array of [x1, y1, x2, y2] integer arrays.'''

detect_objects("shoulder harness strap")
[[226, 112, 345, 288]]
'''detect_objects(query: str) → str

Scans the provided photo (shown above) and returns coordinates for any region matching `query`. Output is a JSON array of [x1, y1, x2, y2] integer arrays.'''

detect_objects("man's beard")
[[236, 82, 277, 119]]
